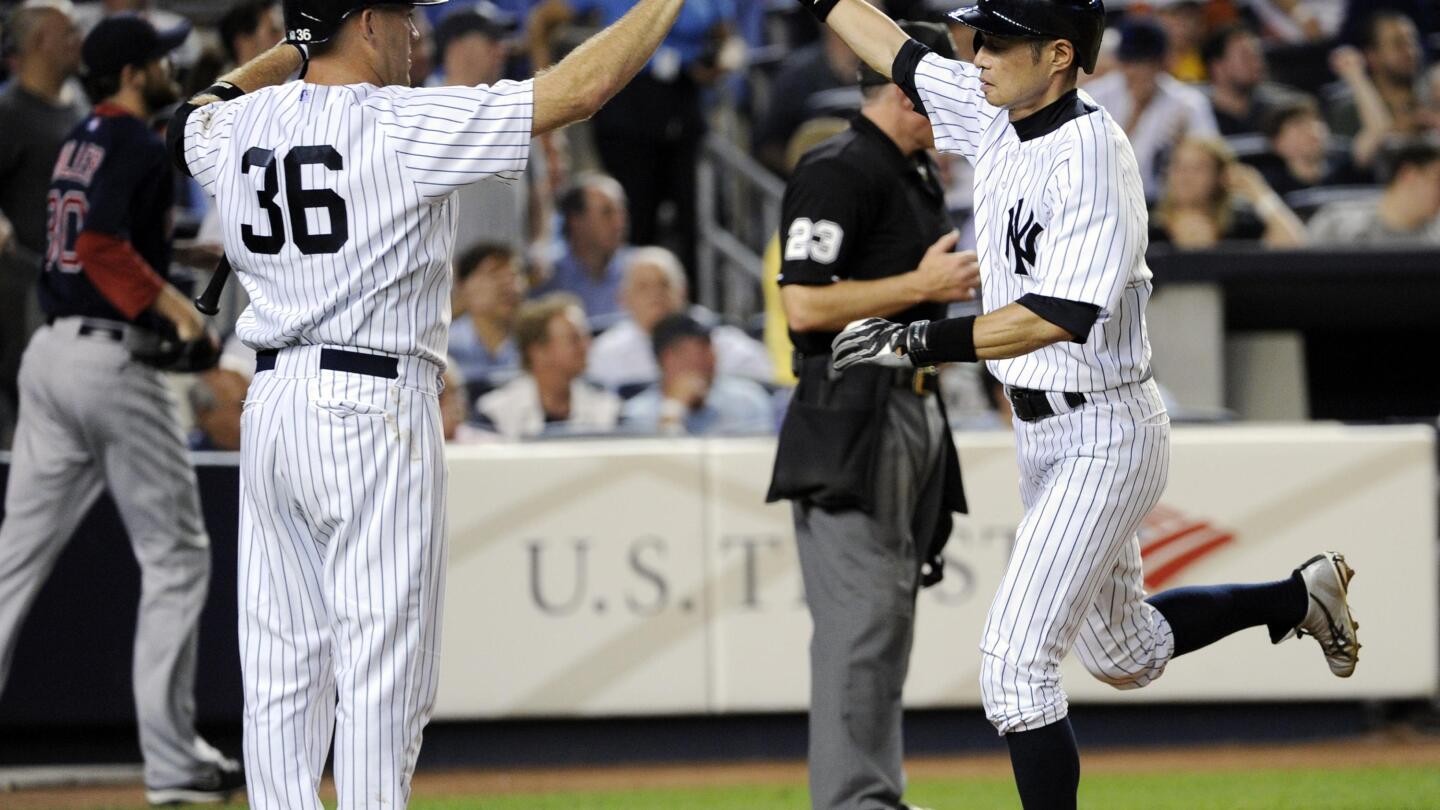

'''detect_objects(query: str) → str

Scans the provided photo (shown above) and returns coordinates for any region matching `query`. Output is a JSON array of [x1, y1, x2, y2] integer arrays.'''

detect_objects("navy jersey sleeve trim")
[[167, 84, 244, 176], [892, 39, 932, 117], [1016, 293, 1100, 343]]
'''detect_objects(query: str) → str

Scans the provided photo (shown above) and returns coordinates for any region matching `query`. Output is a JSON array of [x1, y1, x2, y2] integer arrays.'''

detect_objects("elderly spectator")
[[1326, 11, 1428, 138], [622, 314, 772, 435], [528, 0, 742, 271], [1086, 18, 1219, 199], [449, 243, 524, 396], [1202, 24, 1304, 136], [532, 172, 630, 330], [477, 293, 621, 439], [753, 29, 861, 175], [1307, 138, 1440, 245], [587, 246, 772, 393], [0, 3, 85, 446], [217, 0, 282, 68], [1151, 138, 1306, 248], [188, 369, 248, 451], [1252, 97, 1372, 195]]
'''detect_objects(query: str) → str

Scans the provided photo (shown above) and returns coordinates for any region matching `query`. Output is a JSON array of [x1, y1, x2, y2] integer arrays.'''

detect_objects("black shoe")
[[145, 764, 246, 806]]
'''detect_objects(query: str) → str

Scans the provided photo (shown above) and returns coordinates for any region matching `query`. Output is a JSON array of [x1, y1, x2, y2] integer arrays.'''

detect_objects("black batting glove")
[[831, 318, 932, 372]]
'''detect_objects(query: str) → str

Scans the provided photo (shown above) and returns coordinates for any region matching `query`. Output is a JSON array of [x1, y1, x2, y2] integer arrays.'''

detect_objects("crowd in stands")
[[1, 0, 1438, 449]]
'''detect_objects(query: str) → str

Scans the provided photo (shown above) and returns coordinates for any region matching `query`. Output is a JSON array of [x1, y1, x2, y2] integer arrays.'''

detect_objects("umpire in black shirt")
[[766, 21, 976, 810]]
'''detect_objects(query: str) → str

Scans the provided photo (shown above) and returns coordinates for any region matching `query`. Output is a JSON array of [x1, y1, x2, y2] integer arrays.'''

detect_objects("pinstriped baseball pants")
[[980, 380, 1176, 735], [238, 346, 447, 809]]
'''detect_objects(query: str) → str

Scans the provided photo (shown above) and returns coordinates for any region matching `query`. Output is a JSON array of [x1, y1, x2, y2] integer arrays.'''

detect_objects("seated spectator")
[[448, 243, 523, 396], [1202, 24, 1306, 136], [587, 246, 773, 393], [188, 370, 248, 451], [1250, 98, 1372, 195], [432, 3, 529, 254], [621, 314, 773, 436], [476, 293, 621, 439], [1150, 138, 1306, 248], [1307, 138, 1440, 245], [1153, 0, 1209, 83], [439, 361, 493, 444], [1085, 18, 1218, 199], [1325, 11, 1427, 138], [753, 29, 862, 175], [531, 173, 629, 331]]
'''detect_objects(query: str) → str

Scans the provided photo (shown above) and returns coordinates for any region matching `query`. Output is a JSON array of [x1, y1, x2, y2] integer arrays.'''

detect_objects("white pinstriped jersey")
[[181, 80, 533, 367], [911, 53, 1152, 393]]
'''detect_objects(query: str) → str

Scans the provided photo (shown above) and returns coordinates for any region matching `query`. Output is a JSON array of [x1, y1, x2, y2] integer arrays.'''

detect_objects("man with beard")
[[0, 14, 242, 807]]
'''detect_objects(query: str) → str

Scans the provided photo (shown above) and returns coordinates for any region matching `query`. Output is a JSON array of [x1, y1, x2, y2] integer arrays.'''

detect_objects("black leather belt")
[[1007, 386, 1087, 422], [255, 348, 399, 379], [792, 351, 938, 395], [78, 323, 125, 342]]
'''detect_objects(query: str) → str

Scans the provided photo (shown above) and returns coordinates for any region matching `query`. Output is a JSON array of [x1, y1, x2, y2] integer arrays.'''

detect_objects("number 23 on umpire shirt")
[[176, 80, 533, 365], [778, 114, 952, 356], [893, 40, 1153, 394]]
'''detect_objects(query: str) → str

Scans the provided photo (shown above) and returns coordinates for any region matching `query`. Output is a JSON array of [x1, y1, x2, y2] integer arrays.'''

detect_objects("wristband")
[[287, 41, 310, 79], [203, 81, 245, 101], [802, 0, 841, 23], [909, 316, 977, 365]]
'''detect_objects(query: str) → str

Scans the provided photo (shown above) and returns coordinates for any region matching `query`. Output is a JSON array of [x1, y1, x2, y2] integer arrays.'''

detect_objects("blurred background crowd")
[[1, 0, 1437, 449]]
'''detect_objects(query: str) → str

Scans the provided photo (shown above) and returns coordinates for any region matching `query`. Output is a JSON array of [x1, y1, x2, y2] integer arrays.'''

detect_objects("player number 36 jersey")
[[179, 80, 533, 366], [899, 44, 1153, 393]]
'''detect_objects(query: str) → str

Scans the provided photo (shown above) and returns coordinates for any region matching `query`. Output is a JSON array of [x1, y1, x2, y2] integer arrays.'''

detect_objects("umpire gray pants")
[[794, 390, 948, 810], [0, 319, 214, 789]]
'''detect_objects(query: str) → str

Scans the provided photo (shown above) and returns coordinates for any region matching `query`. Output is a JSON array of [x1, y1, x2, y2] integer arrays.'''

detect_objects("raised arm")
[[532, 0, 684, 136], [800, 0, 910, 80], [190, 42, 303, 106]]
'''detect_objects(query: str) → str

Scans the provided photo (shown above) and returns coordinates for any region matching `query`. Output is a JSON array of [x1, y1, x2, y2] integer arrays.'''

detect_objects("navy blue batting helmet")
[[284, 0, 446, 45], [949, 0, 1107, 73]]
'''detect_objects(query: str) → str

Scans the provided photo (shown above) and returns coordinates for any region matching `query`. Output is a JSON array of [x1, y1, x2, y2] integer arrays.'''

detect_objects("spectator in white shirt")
[[1085, 18, 1218, 200], [477, 293, 621, 439], [1308, 138, 1440, 245], [587, 246, 773, 394]]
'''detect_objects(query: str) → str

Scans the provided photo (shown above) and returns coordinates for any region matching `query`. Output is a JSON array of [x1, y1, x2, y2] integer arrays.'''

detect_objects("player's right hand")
[[913, 231, 980, 303]]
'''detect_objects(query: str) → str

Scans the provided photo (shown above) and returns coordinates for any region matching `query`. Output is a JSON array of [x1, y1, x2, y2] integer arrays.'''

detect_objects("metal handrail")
[[696, 132, 786, 321]]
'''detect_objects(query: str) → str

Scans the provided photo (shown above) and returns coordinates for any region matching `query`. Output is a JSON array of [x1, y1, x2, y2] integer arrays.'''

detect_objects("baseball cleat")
[[145, 764, 246, 806], [1285, 552, 1361, 678]]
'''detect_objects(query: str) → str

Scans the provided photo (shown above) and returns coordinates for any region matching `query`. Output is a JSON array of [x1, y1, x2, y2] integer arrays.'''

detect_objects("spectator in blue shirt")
[[623, 313, 773, 436], [449, 243, 524, 400], [528, 0, 742, 274], [531, 172, 630, 331]]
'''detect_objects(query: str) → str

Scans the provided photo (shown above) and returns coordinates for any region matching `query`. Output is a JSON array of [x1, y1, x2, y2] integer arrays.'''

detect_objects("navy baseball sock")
[[1146, 570, 1308, 656], [1005, 717, 1080, 810]]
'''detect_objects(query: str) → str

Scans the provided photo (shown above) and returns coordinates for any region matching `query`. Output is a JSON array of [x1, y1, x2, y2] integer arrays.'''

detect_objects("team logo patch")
[[1005, 199, 1043, 276]]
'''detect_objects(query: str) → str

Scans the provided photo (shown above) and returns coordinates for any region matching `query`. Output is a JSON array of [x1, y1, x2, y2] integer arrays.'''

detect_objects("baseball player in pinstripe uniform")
[[801, 1, 1362, 808], [166, 0, 684, 805]]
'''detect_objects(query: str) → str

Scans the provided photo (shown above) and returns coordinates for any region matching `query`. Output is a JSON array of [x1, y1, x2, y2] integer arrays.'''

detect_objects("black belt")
[[46, 316, 126, 343], [792, 351, 938, 395], [1007, 387, 1087, 422], [255, 348, 399, 379]]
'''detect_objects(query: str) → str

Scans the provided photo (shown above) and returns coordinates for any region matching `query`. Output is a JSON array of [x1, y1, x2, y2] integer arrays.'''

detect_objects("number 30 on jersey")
[[784, 217, 844, 265]]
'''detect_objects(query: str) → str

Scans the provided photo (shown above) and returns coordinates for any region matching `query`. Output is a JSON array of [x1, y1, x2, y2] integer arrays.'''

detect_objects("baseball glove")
[[127, 327, 222, 373]]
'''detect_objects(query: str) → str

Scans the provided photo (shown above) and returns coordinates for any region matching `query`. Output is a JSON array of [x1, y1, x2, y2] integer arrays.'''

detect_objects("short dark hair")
[[1200, 23, 1251, 68], [1361, 10, 1415, 51], [557, 173, 624, 237], [1260, 96, 1320, 140], [651, 313, 710, 359], [1380, 137, 1440, 184], [218, 0, 277, 63], [454, 242, 516, 282]]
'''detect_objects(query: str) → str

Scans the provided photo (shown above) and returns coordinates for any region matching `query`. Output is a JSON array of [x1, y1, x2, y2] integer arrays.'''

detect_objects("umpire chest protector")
[[768, 116, 966, 568]]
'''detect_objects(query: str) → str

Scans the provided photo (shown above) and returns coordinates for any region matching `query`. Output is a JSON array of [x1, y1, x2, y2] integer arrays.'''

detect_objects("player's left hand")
[[831, 318, 914, 371]]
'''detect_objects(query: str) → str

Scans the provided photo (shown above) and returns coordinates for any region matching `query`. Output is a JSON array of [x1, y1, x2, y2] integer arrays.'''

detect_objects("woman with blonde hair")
[[1151, 137, 1307, 249]]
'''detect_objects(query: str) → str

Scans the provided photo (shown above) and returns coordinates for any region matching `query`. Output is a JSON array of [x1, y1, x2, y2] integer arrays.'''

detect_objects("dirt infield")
[[5, 732, 1439, 809]]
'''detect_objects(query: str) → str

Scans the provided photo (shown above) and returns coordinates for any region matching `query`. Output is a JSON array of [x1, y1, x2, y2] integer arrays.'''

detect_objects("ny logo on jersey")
[[1005, 199, 1044, 276]]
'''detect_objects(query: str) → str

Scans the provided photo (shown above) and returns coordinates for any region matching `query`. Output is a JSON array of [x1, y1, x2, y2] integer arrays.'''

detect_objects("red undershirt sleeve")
[[75, 230, 166, 319]]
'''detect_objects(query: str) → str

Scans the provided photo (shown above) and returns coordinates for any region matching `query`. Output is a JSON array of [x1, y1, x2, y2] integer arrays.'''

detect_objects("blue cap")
[[82, 14, 191, 79]]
